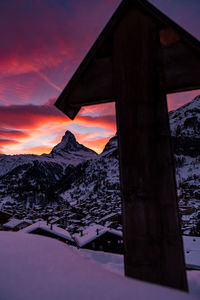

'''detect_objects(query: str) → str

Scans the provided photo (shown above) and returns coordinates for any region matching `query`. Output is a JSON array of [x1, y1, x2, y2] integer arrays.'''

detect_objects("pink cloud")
[[0, 100, 116, 154], [0, 0, 120, 106], [167, 90, 200, 111], [0, 128, 29, 139], [0, 0, 119, 79]]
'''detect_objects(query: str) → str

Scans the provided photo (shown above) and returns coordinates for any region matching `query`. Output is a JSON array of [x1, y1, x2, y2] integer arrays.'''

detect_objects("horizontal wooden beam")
[[162, 40, 200, 93], [55, 57, 113, 119], [68, 57, 113, 105]]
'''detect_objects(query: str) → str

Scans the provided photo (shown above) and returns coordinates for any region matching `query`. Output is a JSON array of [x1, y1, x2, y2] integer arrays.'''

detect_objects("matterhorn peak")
[[50, 130, 97, 159], [61, 130, 76, 145], [63, 130, 75, 138]]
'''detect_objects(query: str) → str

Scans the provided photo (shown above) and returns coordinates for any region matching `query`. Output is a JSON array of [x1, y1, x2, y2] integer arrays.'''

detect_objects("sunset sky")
[[1, 0, 200, 155]]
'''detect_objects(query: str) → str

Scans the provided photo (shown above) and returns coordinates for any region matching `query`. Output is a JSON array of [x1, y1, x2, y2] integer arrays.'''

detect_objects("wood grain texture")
[[54, 0, 200, 291], [113, 7, 188, 291], [162, 39, 200, 93], [55, 0, 200, 119]]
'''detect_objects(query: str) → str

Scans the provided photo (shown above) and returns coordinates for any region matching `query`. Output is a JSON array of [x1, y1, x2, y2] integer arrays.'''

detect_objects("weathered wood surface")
[[161, 39, 200, 93], [56, 57, 113, 119], [67, 57, 113, 106], [113, 7, 188, 291], [54, 0, 200, 292]]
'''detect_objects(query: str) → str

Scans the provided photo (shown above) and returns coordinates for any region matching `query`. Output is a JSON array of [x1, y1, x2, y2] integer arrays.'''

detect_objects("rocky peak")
[[169, 95, 200, 138], [100, 133, 118, 158], [51, 130, 97, 157], [169, 95, 200, 157], [53, 131, 77, 152]]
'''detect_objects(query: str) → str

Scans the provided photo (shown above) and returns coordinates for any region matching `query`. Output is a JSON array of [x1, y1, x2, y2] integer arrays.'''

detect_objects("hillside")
[[0, 232, 195, 300], [0, 96, 200, 234]]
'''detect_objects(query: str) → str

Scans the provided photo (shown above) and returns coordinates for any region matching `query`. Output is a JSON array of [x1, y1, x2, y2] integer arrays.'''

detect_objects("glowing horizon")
[[0, 0, 200, 155]]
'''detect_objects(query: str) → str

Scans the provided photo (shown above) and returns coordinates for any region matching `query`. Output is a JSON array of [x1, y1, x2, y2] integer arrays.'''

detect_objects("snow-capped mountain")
[[0, 131, 98, 207], [49, 130, 97, 159], [100, 134, 118, 159], [170, 95, 200, 157], [0, 131, 97, 178], [54, 135, 120, 217], [170, 96, 200, 138], [169, 96, 200, 234], [0, 96, 200, 234]]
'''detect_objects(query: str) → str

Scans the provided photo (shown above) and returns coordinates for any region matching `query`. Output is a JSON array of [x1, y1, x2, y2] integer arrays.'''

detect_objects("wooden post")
[[113, 7, 188, 291]]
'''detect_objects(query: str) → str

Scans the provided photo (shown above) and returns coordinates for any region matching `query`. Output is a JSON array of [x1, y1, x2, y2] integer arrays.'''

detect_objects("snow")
[[74, 247, 124, 275], [20, 221, 73, 242], [73, 234, 200, 271], [3, 218, 31, 229], [0, 131, 97, 177], [0, 196, 15, 209], [183, 236, 200, 270], [169, 95, 200, 137], [73, 224, 107, 247], [187, 271, 200, 298], [74, 247, 200, 298], [73, 224, 122, 247], [0, 232, 196, 300], [98, 212, 119, 222]]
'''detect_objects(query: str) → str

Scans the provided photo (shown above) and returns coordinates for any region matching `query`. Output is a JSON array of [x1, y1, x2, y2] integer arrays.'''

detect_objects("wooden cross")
[[55, 0, 200, 291]]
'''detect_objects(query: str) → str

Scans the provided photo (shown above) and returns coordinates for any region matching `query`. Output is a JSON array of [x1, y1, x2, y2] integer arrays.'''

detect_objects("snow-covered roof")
[[183, 235, 200, 270], [73, 224, 122, 247], [0, 232, 195, 300], [3, 218, 31, 229], [108, 228, 123, 238], [20, 221, 73, 242], [98, 212, 119, 222]]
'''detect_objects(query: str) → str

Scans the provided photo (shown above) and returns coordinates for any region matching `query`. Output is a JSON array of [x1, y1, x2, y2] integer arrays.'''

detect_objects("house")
[[73, 224, 123, 254], [20, 221, 74, 245], [3, 218, 31, 231], [98, 213, 121, 227]]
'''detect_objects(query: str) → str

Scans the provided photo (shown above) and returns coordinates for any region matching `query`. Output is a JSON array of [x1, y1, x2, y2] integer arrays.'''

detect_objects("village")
[[0, 191, 122, 238], [0, 195, 123, 253], [0, 199, 200, 272], [1, 189, 200, 234]]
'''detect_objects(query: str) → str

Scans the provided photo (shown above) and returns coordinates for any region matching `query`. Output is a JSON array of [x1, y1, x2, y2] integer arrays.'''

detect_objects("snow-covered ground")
[[76, 247, 200, 298], [0, 232, 198, 300], [183, 236, 200, 270], [72, 248, 200, 298]]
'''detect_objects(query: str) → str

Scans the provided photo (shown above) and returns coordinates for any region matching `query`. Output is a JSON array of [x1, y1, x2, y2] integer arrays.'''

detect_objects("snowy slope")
[[74, 247, 200, 298], [100, 134, 118, 159], [55, 135, 121, 229], [50, 130, 97, 159], [56, 96, 200, 232], [170, 95, 200, 139], [0, 232, 195, 300], [0, 131, 97, 177], [1, 96, 200, 232], [169, 96, 200, 233], [0, 131, 98, 206]]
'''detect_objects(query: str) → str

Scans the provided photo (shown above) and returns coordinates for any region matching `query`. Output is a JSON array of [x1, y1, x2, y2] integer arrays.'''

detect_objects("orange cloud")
[[76, 134, 113, 154], [20, 145, 53, 155], [0, 129, 29, 139], [0, 101, 117, 155], [0, 138, 20, 146]]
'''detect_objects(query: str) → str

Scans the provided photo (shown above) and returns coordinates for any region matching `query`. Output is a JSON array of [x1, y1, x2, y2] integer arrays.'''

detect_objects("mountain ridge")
[[0, 131, 98, 177], [0, 96, 200, 234]]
